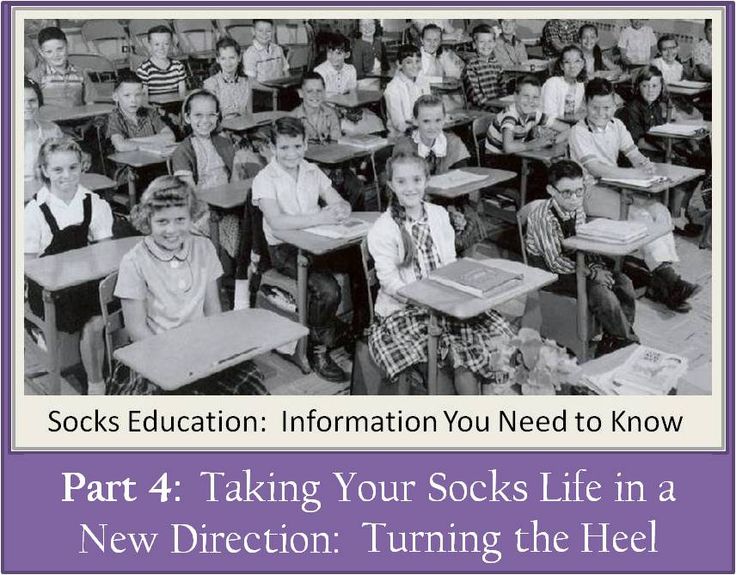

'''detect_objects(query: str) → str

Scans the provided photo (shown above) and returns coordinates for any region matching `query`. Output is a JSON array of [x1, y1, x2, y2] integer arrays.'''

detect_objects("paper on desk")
[[499, 94, 515, 103], [600, 175, 668, 188], [649, 122, 709, 136], [526, 59, 548, 68], [668, 79, 710, 89], [428, 170, 489, 189]]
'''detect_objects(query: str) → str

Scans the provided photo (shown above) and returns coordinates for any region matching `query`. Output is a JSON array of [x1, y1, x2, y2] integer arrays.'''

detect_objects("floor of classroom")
[[23, 231, 713, 396]]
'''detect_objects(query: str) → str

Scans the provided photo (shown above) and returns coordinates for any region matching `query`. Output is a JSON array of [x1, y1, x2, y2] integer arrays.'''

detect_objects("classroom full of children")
[[22, 16, 714, 396]]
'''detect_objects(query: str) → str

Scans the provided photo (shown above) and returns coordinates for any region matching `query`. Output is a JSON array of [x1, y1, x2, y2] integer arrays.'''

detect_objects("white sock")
[[87, 381, 106, 395], [233, 280, 250, 310]]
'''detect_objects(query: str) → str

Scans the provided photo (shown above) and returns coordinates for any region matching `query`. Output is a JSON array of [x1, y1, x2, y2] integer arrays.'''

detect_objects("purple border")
[[2, 3, 733, 573]]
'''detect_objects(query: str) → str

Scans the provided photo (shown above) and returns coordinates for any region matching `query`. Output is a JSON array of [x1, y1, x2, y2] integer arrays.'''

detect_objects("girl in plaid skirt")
[[367, 151, 516, 395], [107, 176, 267, 395]]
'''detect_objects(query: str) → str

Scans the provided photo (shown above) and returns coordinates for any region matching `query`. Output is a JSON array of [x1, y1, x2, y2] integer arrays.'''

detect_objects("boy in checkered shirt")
[[462, 24, 504, 111]]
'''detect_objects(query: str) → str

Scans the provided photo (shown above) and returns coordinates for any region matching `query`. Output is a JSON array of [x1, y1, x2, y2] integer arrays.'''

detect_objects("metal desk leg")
[[43, 290, 60, 394], [369, 152, 381, 211], [126, 168, 137, 210], [520, 158, 530, 207], [619, 189, 633, 220], [665, 137, 673, 163], [576, 251, 589, 362], [294, 250, 312, 374], [426, 313, 442, 395]]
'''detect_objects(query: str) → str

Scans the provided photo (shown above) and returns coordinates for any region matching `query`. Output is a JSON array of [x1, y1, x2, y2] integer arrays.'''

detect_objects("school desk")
[[327, 90, 383, 109], [196, 180, 253, 256], [258, 75, 303, 110], [147, 93, 184, 113], [24, 173, 117, 205], [444, 109, 492, 130], [647, 121, 711, 163], [37, 104, 114, 123], [398, 258, 557, 394], [561, 222, 671, 362], [426, 167, 516, 200], [113, 308, 308, 390], [221, 111, 289, 133], [667, 81, 711, 97], [599, 163, 706, 220], [24, 236, 141, 395], [486, 94, 516, 111], [515, 142, 569, 206], [271, 211, 380, 373], [107, 149, 172, 208]]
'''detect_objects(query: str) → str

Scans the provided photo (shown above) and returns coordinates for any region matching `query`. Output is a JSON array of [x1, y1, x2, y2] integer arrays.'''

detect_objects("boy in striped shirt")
[[28, 27, 86, 108], [525, 159, 639, 357], [135, 25, 188, 99], [462, 24, 504, 110]]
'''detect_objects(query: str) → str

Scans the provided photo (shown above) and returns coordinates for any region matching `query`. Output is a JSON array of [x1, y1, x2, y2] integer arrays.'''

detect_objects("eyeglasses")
[[551, 185, 586, 198], [562, 59, 584, 66]]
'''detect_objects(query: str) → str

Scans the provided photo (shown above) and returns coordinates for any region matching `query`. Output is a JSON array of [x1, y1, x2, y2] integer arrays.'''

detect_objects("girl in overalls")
[[24, 137, 114, 395]]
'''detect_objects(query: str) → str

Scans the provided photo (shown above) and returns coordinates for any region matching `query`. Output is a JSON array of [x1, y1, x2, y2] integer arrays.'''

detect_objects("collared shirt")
[[24, 119, 62, 179], [105, 106, 167, 141], [242, 40, 289, 82], [493, 36, 529, 68], [114, 235, 223, 335], [290, 104, 341, 143], [24, 185, 113, 254], [486, 104, 553, 153], [384, 72, 431, 135], [203, 72, 251, 118], [525, 197, 586, 275], [251, 158, 334, 245], [136, 59, 187, 96], [419, 47, 464, 79], [616, 95, 665, 143], [314, 61, 357, 96], [462, 54, 503, 110], [393, 130, 470, 175], [617, 26, 657, 66], [651, 57, 684, 84], [542, 20, 579, 57], [28, 62, 85, 108], [569, 117, 639, 175]]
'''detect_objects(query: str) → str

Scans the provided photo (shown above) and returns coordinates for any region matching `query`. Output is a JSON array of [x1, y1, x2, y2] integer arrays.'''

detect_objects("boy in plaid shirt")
[[525, 159, 639, 357], [462, 24, 504, 111]]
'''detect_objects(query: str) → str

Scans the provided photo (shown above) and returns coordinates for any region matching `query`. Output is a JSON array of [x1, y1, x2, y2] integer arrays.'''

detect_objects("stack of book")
[[649, 123, 709, 137], [304, 218, 371, 240], [582, 345, 687, 395], [576, 219, 648, 244], [430, 258, 523, 298], [600, 174, 669, 188], [337, 135, 388, 150]]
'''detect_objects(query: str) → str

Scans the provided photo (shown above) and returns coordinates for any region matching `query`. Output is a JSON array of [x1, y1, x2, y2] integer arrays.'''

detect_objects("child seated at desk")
[[351, 19, 390, 90], [525, 159, 639, 357], [461, 24, 504, 112], [171, 90, 240, 260], [418, 24, 465, 111], [692, 19, 712, 81], [23, 77, 62, 182], [106, 70, 176, 153], [494, 19, 529, 68], [367, 150, 516, 395], [107, 176, 266, 395], [650, 35, 704, 122], [541, 19, 579, 59], [243, 18, 290, 109], [290, 72, 366, 210], [384, 44, 431, 136], [617, 19, 657, 69], [28, 26, 86, 108], [252, 117, 369, 383], [135, 25, 188, 100], [541, 45, 587, 123], [578, 24, 620, 78], [25, 137, 114, 395], [569, 77, 700, 313], [392, 94, 484, 254], [203, 36, 252, 119]]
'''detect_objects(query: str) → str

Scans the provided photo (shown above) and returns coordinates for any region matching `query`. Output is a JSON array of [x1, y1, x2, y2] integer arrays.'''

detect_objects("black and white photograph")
[[21, 14, 715, 398]]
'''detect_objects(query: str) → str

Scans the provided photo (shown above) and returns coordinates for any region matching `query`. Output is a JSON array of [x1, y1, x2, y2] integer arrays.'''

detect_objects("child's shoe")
[[309, 344, 348, 383], [647, 263, 700, 313]]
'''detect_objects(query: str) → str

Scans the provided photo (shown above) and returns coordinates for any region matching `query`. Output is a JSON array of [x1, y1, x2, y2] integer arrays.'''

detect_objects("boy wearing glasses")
[[525, 159, 639, 357]]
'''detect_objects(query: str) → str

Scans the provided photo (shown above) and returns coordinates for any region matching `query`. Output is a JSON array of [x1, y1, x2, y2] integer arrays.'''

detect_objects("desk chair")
[[98, 272, 130, 378], [128, 19, 188, 70], [68, 53, 117, 104], [471, 113, 494, 167], [216, 19, 254, 47], [517, 200, 598, 359], [173, 20, 217, 83], [81, 20, 132, 71]]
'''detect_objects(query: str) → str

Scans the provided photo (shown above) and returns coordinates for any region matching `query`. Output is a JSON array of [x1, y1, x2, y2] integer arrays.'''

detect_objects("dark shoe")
[[310, 347, 348, 383], [676, 280, 702, 303]]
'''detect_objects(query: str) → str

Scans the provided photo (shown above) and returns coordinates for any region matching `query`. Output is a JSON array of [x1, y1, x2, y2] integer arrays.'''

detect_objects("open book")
[[428, 170, 489, 190], [576, 219, 648, 244], [649, 122, 709, 137], [430, 258, 523, 298], [582, 346, 687, 395], [600, 174, 669, 188], [304, 218, 371, 240], [337, 135, 388, 150]]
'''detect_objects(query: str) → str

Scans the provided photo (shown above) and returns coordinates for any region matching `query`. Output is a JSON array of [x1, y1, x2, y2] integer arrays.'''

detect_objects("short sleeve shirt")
[[105, 106, 167, 141], [486, 105, 553, 153], [650, 57, 683, 84], [28, 62, 85, 108], [114, 235, 223, 335], [290, 104, 341, 143], [252, 159, 333, 245], [617, 26, 658, 66], [314, 61, 358, 96], [24, 185, 113, 254], [569, 118, 638, 175], [242, 41, 289, 82], [203, 72, 251, 118], [135, 59, 187, 96]]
